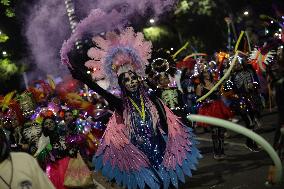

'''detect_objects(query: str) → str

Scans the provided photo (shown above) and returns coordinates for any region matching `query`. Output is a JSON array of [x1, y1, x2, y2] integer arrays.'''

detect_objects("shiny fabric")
[[93, 102, 202, 189], [46, 157, 70, 189], [128, 100, 166, 169], [198, 100, 233, 127]]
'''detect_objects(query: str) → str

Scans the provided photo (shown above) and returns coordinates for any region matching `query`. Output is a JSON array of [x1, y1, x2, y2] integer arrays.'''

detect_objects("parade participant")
[[41, 113, 70, 189], [0, 92, 24, 152], [230, 56, 262, 152], [178, 57, 198, 115], [147, 50, 189, 124], [0, 128, 55, 189], [67, 27, 201, 189], [271, 47, 284, 157], [17, 91, 42, 155], [196, 70, 233, 160], [155, 73, 185, 116]]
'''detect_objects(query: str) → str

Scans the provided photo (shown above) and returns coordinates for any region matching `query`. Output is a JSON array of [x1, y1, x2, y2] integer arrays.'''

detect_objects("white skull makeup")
[[122, 71, 139, 92]]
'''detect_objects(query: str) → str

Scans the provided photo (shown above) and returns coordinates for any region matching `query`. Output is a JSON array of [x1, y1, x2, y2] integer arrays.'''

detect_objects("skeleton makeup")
[[122, 71, 140, 93]]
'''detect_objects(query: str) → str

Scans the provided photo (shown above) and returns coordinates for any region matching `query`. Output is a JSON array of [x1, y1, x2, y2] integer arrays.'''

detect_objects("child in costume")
[[67, 27, 201, 189], [196, 70, 233, 160]]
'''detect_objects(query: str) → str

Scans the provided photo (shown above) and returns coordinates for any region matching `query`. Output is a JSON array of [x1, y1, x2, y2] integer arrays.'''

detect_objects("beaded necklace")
[[128, 94, 145, 121]]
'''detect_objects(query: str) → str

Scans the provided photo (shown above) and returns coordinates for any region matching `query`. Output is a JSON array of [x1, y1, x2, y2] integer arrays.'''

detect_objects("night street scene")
[[0, 0, 284, 189]]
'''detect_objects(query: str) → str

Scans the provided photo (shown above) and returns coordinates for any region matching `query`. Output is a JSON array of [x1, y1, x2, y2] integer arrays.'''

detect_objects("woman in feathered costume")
[[66, 27, 201, 189]]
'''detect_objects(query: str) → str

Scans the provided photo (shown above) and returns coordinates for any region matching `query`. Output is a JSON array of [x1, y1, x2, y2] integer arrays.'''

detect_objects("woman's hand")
[[67, 48, 93, 84]]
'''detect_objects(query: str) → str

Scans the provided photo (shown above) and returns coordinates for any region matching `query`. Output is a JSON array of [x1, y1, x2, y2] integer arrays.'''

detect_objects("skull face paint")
[[122, 71, 139, 93]]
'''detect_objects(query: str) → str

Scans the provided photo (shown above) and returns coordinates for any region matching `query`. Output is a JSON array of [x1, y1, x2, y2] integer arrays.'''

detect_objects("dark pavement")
[[180, 109, 284, 189]]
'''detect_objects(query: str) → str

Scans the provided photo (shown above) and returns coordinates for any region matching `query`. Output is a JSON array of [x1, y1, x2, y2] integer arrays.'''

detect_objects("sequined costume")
[[197, 87, 233, 127], [230, 65, 262, 151], [41, 119, 86, 189], [127, 92, 166, 169], [79, 80, 201, 189], [197, 86, 233, 158], [67, 27, 201, 189]]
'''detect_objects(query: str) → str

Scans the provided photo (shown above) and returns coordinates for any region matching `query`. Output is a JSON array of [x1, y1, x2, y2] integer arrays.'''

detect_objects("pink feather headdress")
[[84, 27, 152, 90]]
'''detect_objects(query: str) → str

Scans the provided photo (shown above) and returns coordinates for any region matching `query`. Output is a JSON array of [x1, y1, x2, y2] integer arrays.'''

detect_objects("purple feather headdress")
[[85, 27, 152, 90]]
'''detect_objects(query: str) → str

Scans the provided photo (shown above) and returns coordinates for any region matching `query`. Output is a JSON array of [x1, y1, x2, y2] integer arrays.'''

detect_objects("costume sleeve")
[[84, 80, 123, 112], [68, 48, 123, 111], [30, 155, 56, 189]]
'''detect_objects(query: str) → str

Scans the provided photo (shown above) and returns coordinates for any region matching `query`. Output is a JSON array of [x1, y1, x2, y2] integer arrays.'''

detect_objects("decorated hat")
[[84, 27, 152, 91]]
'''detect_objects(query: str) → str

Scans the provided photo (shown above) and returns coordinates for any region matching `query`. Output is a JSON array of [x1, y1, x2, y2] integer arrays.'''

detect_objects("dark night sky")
[[0, 0, 283, 58]]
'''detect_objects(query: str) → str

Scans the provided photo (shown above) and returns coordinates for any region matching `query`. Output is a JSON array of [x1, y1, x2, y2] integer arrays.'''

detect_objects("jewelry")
[[129, 95, 145, 121]]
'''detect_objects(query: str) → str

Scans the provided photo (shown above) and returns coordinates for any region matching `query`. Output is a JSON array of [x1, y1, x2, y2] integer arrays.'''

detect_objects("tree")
[[0, 0, 25, 94]]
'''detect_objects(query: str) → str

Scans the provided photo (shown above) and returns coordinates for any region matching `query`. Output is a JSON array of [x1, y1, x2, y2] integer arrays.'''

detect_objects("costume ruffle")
[[92, 105, 201, 189], [198, 100, 233, 127]]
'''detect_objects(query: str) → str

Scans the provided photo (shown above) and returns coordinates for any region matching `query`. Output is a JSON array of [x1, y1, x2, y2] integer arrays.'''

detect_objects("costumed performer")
[[196, 70, 234, 160], [67, 27, 201, 189]]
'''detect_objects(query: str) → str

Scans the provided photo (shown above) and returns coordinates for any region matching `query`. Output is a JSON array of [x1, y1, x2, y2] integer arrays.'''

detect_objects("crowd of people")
[[0, 16, 284, 189]]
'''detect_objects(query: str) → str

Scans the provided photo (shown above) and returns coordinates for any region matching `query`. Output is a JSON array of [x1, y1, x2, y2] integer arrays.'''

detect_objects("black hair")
[[0, 128, 10, 162], [199, 71, 213, 85], [64, 110, 75, 120], [42, 116, 56, 137]]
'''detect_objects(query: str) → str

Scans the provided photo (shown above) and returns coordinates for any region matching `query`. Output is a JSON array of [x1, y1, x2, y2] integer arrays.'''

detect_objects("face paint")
[[43, 118, 55, 131], [123, 72, 139, 92]]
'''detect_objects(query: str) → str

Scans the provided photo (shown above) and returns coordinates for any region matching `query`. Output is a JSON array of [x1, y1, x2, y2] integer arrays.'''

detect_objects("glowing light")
[[149, 18, 155, 24], [143, 26, 169, 41], [280, 46, 283, 49], [243, 11, 249, 16], [2, 51, 7, 55], [170, 48, 174, 51], [271, 21, 274, 24]]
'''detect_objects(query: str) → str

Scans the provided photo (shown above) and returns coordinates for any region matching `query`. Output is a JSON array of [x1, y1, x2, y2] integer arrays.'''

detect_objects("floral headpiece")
[[84, 27, 152, 90], [0, 91, 24, 126], [248, 48, 275, 74]]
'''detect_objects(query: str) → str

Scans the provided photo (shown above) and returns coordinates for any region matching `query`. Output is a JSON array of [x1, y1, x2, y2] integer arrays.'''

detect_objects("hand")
[[67, 48, 93, 83]]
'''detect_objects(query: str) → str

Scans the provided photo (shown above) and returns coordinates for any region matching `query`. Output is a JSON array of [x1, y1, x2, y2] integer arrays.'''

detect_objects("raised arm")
[[67, 49, 123, 111]]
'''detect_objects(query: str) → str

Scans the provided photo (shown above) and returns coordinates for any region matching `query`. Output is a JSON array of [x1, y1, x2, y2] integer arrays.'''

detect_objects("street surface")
[[181, 109, 284, 189]]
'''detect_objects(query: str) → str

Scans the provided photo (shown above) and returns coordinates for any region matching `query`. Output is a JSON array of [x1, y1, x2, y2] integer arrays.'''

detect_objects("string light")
[[64, 0, 81, 49]]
